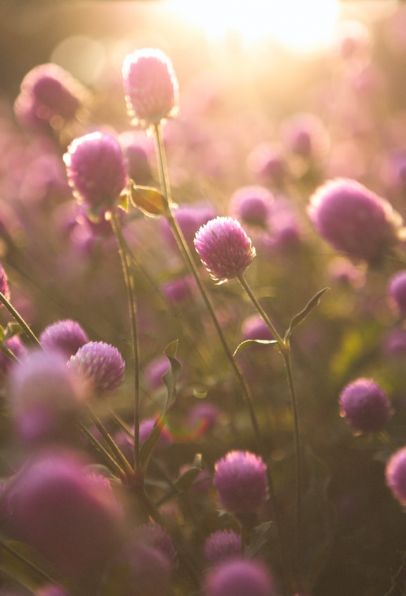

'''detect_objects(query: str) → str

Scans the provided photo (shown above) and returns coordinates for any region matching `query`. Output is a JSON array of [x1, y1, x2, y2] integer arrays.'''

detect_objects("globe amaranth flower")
[[339, 378, 392, 433], [247, 143, 286, 188], [194, 217, 256, 283], [120, 540, 172, 596], [204, 530, 242, 565], [214, 451, 268, 515], [230, 186, 273, 228], [69, 341, 125, 393], [122, 48, 179, 126], [308, 178, 403, 262], [283, 113, 329, 159], [385, 446, 406, 506], [1, 450, 125, 580], [388, 270, 406, 316], [136, 522, 177, 567], [40, 319, 88, 359], [120, 131, 153, 185], [204, 558, 275, 596], [64, 132, 128, 213]]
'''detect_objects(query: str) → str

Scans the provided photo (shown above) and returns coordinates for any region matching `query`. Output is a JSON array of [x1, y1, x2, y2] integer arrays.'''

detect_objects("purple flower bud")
[[64, 132, 128, 212], [9, 350, 85, 444], [214, 451, 268, 515], [40, 319, 88, 359], [69, 341, 125, 393], [2, 451, 125, 579], [17, 63, 86, 124], [230, 186, 273, 227], [161, 276, 194, 304], [136, 522, 177, 567], [144, 356, 170, 391], [308, 179, 403, 262], [122, 48, 179, 126], [120, 131, 153, 185], [242, 315, 273, 342], [204, 558, 275, 596], [0, 264, 10, 301], [388, 271, 406, 316], [339, 378, 392, 433], [204, 530, 242, 565], [386, 446, 406, 505], [194, 217, 256, 283]]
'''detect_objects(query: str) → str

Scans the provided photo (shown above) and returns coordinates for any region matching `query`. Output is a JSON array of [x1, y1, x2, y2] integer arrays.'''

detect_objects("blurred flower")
[[336, 21, 371, 61], [40, 319, 89, 359], [120, 131, 153, 185], [122, 48, 179, 127], [247, 143, 286, 188], [69, 341, 125, 393], [136, 522, 177, 567], [64, 132, 128, 213], [203, 530, 242, 565], [121, 541, 172, 596], [388, 270, 406, 316], [383, 328, 406, 357], [283, 113, 329, 159], [194, 217, 256, 283], [0, 264, 10, 300], [385, 446, 406, 506], [230, 186, 273, 228], [242, 315, 273, 341], [0, 336, 26, 383], [144, 356, 170, 391], [140, 417, 173, 446], [188, 403, 220, 433], [204, 558, 275, 596], [339, 378, 392, 433], [308, 178, 403, 262], [328, 257, 365, 288], [2, 450, 125, 579], [161, 203, 216, 250], [161, 276, 194, 304], [214, 451, 267, 515]]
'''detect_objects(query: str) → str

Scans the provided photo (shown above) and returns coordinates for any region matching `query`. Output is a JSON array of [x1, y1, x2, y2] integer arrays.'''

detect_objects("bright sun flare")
[[170, 0, 340, 52]]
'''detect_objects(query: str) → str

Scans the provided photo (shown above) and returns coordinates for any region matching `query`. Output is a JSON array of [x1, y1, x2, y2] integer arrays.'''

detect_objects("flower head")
[[214, 451, 267, 515], [308, 178, 403, 262], [122, 48, 179, 126], [64, 132, 128, 212], [40, 319, 88, 359], [230, 186, 273, 227], [69, 341, 125, 393], [204, 530, 242, 565], [242, 315, 273, 342], [339, 378, 392, 433], [194, 217, 256, 283], [386, 447, 406, 506], [388, 270, 406, 316], [204, 558, 275, 596]]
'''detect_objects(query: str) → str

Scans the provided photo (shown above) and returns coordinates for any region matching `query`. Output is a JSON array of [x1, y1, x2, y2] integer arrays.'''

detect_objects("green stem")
[[111, 210, 141, 471], [238, 273, 302, 592], [87, 408, 134, 477], [0, 537, 57, 585], [152, 122, 291, 595], [0, 292, 40, 346], [80, 423, 127, 479]]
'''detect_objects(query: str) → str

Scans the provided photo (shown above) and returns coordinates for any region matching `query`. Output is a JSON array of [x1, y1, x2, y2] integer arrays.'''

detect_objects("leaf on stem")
[[233, 339, 277, 358], [284, 287, 329, 341], [129, 182, 166, 217]]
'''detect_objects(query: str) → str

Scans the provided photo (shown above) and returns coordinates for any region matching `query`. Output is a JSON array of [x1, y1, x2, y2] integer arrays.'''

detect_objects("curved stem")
[[0, 292, 40, 346], [111, 211, 141, 471], [152, 122, 292, 595], [238, 273, 303, 592]]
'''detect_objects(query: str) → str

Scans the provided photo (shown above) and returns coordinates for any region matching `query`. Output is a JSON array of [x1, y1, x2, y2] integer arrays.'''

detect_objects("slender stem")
[[0, 292, 40, 346], [238, 273, 302, 592], [87, 408, 134, 477], [152, 122, 291, 595], [0, 344, 19, 363], [111, 210, 141, 471], [0, 537, 57, 585], [80, 423, 127, 479]]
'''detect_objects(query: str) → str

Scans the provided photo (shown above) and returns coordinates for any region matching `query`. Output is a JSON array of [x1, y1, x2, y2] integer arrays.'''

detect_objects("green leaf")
[[4, 321, 22, 339], [0, 539, 57, 590], [140, 416, 165, 470], [129, 183, 166, 217], [284, 287, 329, 341], [233, 339, 277, 358], [118, 190, 130, 213]]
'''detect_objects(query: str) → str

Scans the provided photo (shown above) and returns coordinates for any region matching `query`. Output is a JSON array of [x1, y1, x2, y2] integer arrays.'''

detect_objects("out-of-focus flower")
[[214, 451, 267, 515], [121, 541, 172, 596], [308, 178, 403, 262], [386, 446, 406, 506], [328, 257, 365, 288], [247, 143, 286, 188], [339, 378, 392, 433], [0, 264, 10, 300], [230, 186, 273, 228], [204, 558, 275, 596], [161, 203, 217, 250], [122, 48, 179, 127], [2, 451, 125, 579], [203, 530, 242, 565], [336, 21, 371, 61], [40, 319, 88, 359], [283, 113, 329, 159], [120, 131, 153, 185], [136, 522, 177, 567], [69, 341, 125, 393], [161, 276, 194, 304], [242, 315, 273, 341], [383, 328, 406, 357], [64, 132, 128, 213], [388, 271, 406, 316], [144, 356, 170, 391], [194, 217, 256, 283], [140, 417, 173, 446], [0, 336, 26, 383], [188, 403, 220, 433]]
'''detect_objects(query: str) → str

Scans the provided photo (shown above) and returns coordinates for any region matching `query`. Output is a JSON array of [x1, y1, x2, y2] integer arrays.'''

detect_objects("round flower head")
[[122, 48, 179, 126], [136, 522, 177, 567], [308, 179, 403, 262], [120, 131, 153, 185], [339, 378, 392, 433], [214, 451, 267, 515], [69, 341, 125, 393], [283, 113, 329, 159], [194, 217, 256, 283], [0, 264, 10, 301], [230, 186, 273, 228], [204, 530, 242, 565], [40, 319, 88, 359], [242, 314, 273, 341], [64, 132, 128, 212], [204, 558, 275, 596], [385, 447, 406, 506], [161, 276, 193, 304], [388, 271, 406, 316], [247, 143, 286, 188]]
